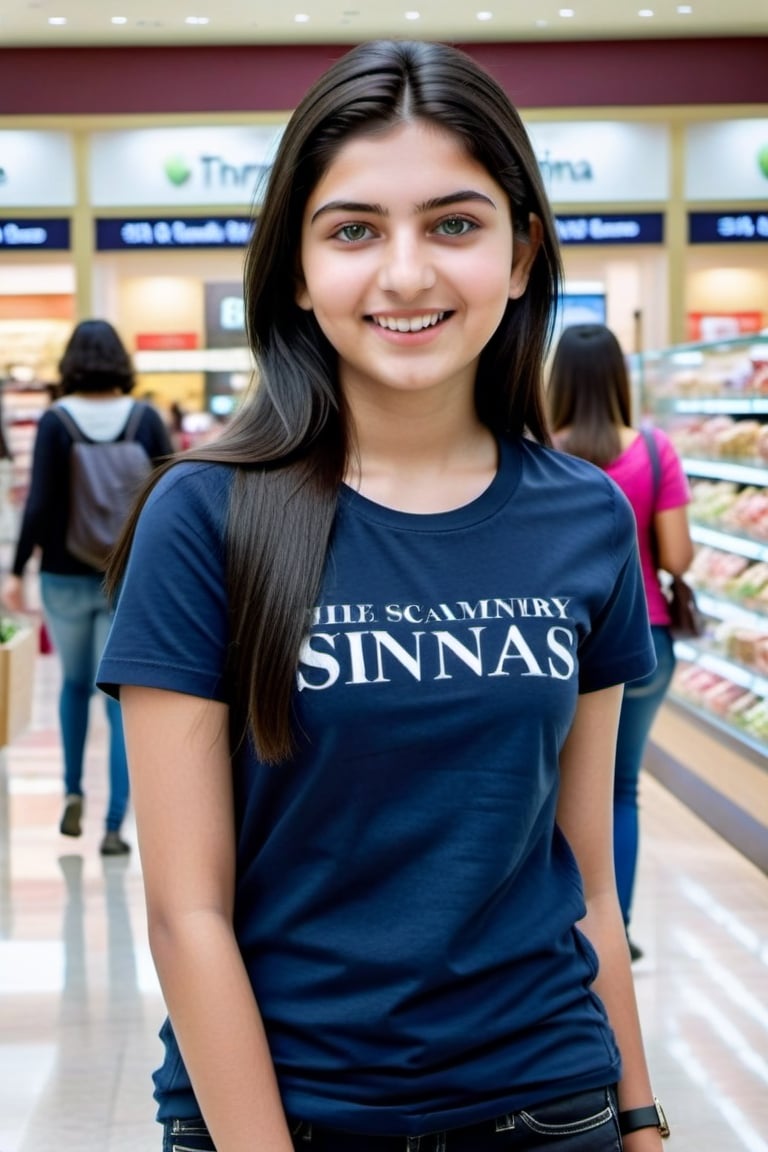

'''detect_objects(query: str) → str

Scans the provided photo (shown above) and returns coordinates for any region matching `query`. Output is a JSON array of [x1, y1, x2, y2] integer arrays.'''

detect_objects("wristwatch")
[[618, 1097, 670, 1139]]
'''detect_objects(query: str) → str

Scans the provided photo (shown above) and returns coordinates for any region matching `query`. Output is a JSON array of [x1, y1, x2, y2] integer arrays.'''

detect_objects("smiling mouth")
[[369, 311, 448, 333]]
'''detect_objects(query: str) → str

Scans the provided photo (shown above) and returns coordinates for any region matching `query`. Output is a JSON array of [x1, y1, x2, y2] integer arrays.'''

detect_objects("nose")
[[377, 232, 436, 300]]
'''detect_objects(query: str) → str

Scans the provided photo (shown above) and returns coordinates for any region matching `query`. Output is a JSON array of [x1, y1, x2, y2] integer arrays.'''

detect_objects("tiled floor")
[[1, 646, 767, 1152]]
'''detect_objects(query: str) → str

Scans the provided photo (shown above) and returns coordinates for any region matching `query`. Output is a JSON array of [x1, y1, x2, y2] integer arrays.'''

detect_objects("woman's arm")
[[121, 685, 294, 1152], [8, 411, 63, 578], [654, 505, 694, 576], [557, 686, 664, 1152]]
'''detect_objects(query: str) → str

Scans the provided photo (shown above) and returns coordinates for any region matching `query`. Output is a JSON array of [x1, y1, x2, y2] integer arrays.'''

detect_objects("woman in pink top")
[[548, 323, 693, 959]]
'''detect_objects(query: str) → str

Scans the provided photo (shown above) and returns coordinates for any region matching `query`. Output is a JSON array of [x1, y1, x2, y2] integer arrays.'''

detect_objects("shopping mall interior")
[[1, 3, 767, 1150]]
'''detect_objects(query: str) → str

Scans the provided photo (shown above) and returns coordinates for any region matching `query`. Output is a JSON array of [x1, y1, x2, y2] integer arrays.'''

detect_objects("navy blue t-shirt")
[[99, 436, 655, 1135]]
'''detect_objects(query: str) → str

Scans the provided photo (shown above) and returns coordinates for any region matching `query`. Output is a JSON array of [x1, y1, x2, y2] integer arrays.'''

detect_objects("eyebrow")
[[310, 189, 497, 224]]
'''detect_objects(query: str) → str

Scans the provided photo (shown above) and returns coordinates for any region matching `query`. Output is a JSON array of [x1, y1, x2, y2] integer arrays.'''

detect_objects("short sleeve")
[[578, 482, 656, 694], [655, 428, 691, 512], [98, 461, 232, 701]]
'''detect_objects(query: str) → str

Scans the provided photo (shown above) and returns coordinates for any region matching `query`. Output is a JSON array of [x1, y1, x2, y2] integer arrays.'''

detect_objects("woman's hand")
[[1, 574, 25, 615]]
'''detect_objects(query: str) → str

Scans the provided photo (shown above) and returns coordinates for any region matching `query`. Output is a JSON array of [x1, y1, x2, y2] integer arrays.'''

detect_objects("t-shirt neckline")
[[338, 437, 521, 532]]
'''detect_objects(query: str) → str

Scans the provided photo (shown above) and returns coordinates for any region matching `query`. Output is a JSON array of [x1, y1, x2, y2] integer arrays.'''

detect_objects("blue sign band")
[[0, 218, 70, 249], [688, 212, 768, 243], [555, 213, 664, 245], [96, 216, 255, 250]]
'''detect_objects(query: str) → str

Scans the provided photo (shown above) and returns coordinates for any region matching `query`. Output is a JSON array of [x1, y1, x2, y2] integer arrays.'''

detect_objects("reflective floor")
[[1, 648, 767, 1151]]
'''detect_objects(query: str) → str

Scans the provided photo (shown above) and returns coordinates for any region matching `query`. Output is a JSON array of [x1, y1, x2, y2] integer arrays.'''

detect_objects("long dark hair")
[[548, 323, 632, 467], [108, 39, 562, 763], [59, 318, 135, 395]]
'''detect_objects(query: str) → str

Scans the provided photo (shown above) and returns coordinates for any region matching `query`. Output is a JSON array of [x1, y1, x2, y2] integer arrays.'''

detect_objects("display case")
[[640, 333, 768, 761], [1, 379, 52, 516]]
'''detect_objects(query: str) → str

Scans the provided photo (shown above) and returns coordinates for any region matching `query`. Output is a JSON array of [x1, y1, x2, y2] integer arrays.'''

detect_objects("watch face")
[[654, 1098, 671, 1138]]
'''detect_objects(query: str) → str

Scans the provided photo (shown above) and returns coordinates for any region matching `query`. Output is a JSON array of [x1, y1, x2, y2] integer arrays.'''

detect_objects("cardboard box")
[[0, 625, 36, 746]]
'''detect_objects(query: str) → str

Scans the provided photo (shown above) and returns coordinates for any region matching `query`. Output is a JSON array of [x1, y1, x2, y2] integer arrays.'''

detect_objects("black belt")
[[290, 1087, 615, 1152], [292, 1116, 508, 1152]]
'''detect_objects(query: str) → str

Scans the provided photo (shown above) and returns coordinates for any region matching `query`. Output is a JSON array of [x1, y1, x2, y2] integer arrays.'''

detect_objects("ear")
[[295, 269, 312, 312], [509, 212, 543, 301]]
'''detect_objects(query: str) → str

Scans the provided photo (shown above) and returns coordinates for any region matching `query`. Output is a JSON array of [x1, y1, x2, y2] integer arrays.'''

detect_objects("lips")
[[369, 311, 447, 333]]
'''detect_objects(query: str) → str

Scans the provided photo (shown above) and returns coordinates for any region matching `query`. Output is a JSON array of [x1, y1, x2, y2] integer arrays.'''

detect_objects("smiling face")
[[296, 119, 540, 413]]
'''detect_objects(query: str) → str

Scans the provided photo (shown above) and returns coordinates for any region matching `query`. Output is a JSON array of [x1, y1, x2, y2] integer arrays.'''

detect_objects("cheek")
[[301, 259, 360, 317], [468, 265, 517, 326]]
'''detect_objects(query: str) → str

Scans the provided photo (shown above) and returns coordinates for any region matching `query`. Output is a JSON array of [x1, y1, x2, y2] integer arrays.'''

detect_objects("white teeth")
[[372, 312, 445, 332]]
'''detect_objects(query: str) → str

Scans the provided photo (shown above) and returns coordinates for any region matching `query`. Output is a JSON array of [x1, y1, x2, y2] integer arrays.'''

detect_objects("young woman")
[[2, 319, 172, 854], [548, 322, 694, 961], [99, 41, 667, 1152]]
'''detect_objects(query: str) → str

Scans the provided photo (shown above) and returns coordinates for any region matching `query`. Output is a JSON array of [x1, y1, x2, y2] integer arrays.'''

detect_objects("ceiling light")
[[638, 8, 654, 15], [294, 12, 310, 21], [558, 8, 575, 17], [535, 18, 548, 26], [405, 11, 421, 19], [184, 15, 209, 24], [476, 10, 493, 19], [48, 16, 67, 24], [676, 4, 693, 12], [111, 16, 127, 23]]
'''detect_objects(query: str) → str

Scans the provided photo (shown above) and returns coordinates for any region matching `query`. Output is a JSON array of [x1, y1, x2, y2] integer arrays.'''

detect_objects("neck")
[[345, 395, 497, 514]]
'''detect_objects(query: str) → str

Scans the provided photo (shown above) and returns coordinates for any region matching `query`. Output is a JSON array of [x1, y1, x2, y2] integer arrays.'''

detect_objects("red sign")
[[686, 312, 764, 342], [135, 332, 199, 351]]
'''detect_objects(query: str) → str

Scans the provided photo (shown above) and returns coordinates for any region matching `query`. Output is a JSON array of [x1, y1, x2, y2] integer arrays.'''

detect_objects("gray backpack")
[[54, 402, 152, 570]]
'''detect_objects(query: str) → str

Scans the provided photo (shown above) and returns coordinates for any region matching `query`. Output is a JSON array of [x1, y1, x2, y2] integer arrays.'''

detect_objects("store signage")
[[89, 125, 285, 207], [685, 120, 768, 200], [0, 217, 70, 249], [687, 312, 764, 341], [136, 333, 199, 351], [205, 282, 248, 349], [524, 122, 669, 203], [0, 131, 76, 207], [555, 213, 664, 244], [688, 211, 768, 243], [95, 216, 254, 250]]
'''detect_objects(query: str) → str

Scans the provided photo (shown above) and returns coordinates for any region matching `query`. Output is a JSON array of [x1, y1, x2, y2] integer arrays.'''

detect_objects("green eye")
[[337, 223, 371, 242], [437, 216, 473, 236]]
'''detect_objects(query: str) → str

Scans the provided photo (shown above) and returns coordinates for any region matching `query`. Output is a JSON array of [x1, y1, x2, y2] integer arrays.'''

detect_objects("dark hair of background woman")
[[548, 323, 633, 468], [107, 39, 564, 763], [59, 318, 135, 396]]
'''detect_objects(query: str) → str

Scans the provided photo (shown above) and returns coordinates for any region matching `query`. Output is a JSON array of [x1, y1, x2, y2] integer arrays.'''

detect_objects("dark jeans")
[[40, 571, 129, 832], [163, 1087, 622, 1151], [614, 624, 676, 928]]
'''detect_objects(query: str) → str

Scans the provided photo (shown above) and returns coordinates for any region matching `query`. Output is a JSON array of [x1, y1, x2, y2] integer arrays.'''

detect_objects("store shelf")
[[694, 590, 767, 629], [682, 457, 768, 486], [656, 397, 768, 416], [674, 639, 768, 699], [665, 694, 767, 761], [690, 524, 768, 563], [643, 333, 768, 769]]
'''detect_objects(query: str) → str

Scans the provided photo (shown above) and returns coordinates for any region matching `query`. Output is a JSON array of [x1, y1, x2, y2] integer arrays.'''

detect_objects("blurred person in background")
[[0, 385, 17, 554], [548, 322, 694, 960], [1, 318, 172, 855]]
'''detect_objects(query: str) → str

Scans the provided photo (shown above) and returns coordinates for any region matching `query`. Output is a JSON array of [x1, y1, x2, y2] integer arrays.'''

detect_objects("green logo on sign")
[[164, 155, 192, 186], [757, 145, 768, 180]]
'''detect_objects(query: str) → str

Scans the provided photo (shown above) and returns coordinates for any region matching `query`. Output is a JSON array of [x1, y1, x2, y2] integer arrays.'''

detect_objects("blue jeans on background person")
[[614, 624, 676, 932], [40, 572, 128, 834]]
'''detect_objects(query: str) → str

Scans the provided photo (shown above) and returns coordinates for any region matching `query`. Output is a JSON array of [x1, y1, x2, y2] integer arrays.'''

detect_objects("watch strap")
[[618, 1098, 670, 1138]]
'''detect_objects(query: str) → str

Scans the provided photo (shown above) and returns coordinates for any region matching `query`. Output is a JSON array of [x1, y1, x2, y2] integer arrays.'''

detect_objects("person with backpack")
[[1, 318, 172, 855]]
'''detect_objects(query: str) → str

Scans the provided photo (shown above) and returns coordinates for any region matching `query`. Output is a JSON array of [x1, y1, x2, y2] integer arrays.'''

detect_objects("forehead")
[[306, 119, 506, 208]]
